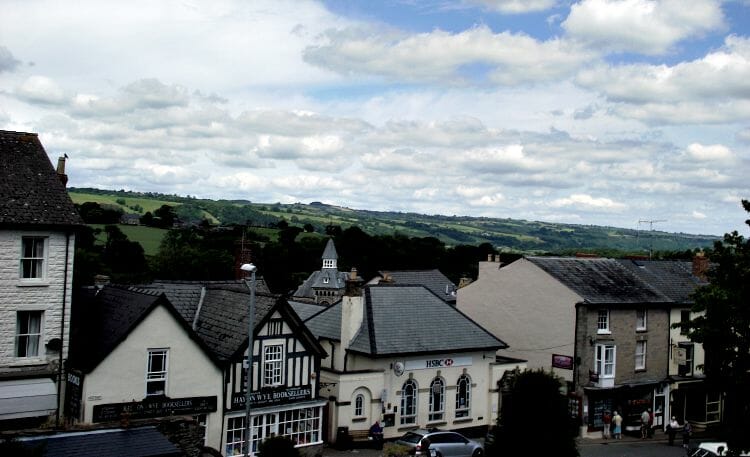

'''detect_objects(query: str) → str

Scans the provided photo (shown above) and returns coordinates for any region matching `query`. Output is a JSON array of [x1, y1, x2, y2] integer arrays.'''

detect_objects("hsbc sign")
[[405, 356, 472, 371]]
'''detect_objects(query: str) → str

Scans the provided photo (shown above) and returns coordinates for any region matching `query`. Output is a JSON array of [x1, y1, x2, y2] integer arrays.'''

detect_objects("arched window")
[[429, 377, 445, 421], [354, 394, 364, 417], [400, 379, 417, 425], [455, 374, 471, 418]]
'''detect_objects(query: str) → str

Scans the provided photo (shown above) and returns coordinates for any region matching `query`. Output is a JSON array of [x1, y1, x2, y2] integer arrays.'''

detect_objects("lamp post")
[[240, 263, 257, 457]]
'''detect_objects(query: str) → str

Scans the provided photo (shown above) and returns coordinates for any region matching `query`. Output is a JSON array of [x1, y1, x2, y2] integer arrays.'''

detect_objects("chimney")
[[458, 277, 473, 289], [345, 268, 362, 296], [339, 276, 364, 371], [487, 254, 494, 262], [56, 155, 68, 187], [692, 251, 709, 280]]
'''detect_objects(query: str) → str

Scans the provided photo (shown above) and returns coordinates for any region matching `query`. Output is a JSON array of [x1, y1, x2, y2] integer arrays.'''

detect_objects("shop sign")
[[404, 356, 472, 371], [675, 347, 687, 364], [93, 396, 217, 423], [64, 369, 84, 421], [232, 384, 312, 410], [552, 354, 574, 370]]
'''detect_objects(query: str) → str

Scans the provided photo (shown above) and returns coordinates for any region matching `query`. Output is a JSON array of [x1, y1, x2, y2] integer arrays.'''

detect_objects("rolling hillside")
[[69, 188, 717, 254]]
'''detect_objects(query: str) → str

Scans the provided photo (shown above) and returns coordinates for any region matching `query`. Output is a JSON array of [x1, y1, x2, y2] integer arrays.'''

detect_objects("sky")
[[1, 0, 748, 236]]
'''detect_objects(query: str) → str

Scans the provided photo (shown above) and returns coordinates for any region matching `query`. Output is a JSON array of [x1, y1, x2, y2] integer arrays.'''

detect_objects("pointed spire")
[[322, 238, 338, 269]]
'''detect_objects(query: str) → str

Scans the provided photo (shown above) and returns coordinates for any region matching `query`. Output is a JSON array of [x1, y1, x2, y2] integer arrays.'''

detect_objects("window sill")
[[352, 417, 367, 423], [635, 368, 646, 373], [596, 330, 611, 335], [636, 328, 647, 333], [17, 281, 50, 287], [427, 420, 447, 427], [453, 417, 473, 424]]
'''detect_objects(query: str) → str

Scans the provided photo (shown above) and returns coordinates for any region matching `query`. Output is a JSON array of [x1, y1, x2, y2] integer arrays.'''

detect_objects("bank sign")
[[232, 384, 312, 410], [405, 356, 472, 371]]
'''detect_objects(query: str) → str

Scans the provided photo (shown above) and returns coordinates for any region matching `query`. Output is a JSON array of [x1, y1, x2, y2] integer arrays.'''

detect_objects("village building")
[[291, 274, 523, 444], [292, 239, 350, 306], [0, 131, 84, 429], [367, 269, 457, 304]]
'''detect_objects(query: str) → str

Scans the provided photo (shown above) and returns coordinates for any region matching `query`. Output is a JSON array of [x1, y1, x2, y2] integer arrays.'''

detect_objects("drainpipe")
[[56, 231, 71, 428]]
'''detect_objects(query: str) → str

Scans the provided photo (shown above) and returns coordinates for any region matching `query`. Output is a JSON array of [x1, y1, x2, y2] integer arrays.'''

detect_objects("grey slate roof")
[[0, 130, 84, 228], [292, 300, 342, 341], [376, 269, 457, 303], [301, 285, 506, 356], [18, 426, 181, 457], [527, 256, 670, 305], [322, 238, 338, 260], [616, 259, 706, 303]]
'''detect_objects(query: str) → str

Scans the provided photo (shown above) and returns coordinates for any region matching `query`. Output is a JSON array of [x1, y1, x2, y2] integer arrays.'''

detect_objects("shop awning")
[[0, 377, 57, 420]]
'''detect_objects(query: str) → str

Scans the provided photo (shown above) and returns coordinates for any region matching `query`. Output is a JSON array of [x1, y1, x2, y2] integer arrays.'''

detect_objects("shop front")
[[585, 382, 664, 434]]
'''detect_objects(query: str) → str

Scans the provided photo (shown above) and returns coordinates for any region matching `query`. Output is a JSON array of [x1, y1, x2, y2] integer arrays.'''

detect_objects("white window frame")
[[595, 344, 616, 378], [20, 236, 47, 280], [262, 343, 284, 387], [706, 392, 721, 423], [428, 377, 445, 422], [678, 343, 694, 376], [354, 393, 364, 417], [400, 379, 418, 425], [597, 309, 610, 334], [636, 308, 647, 331], [146, 348, 168, 397], [635, 340, 647, 370], [455, 374, 471, 418], [194, 414, 207, 446], [15, 311, 43, 358], [323, 259, 336, 268]]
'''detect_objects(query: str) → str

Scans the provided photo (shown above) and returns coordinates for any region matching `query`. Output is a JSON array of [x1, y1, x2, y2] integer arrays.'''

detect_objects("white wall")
[[81, 305, 224, 449], [0, 230, 75, 367], [669, 307, 705, 376]]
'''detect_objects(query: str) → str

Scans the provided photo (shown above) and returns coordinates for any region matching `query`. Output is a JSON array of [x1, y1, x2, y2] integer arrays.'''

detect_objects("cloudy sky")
[[1, 0, 748, 236]]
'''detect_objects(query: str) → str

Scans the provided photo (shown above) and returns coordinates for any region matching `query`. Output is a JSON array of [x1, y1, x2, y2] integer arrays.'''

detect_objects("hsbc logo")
[[426, 358, 454, 368]]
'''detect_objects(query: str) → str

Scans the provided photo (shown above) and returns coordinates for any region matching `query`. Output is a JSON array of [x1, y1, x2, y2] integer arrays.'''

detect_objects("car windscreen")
[[399, 432, 424, 444]]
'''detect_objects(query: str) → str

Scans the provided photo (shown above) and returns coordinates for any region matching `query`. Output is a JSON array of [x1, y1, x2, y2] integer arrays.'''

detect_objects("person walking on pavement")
[[647, 408, 654, 438], [682, 421, 692, 449], [640, 409, 650, 438], [612, 411, 623, 439], [668, 416, 680, 446], [602, 410, 612, 439]]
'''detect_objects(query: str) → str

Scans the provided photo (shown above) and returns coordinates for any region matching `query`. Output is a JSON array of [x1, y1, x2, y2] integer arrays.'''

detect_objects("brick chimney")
[[692, 251, 709, 280], [56, 155, 68, 187], [339, 269, 364, 371]]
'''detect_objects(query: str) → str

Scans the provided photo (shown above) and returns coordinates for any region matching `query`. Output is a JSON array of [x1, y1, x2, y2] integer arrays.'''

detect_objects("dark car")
[[394, 429, 484, 457]]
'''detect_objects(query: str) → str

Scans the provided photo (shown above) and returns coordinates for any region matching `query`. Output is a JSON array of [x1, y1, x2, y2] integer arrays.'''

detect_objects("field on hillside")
[[90, 224, 167, 256], [70, 192, 179, 214]]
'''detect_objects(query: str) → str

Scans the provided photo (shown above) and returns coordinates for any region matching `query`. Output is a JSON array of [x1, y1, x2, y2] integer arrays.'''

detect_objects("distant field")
[[90, 224, 167, 256], [70, 192, 179, 214]]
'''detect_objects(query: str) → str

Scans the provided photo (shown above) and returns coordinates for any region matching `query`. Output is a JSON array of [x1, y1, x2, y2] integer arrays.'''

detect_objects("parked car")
[[395, 428, 484, 457], [689, 442, 750, 457]]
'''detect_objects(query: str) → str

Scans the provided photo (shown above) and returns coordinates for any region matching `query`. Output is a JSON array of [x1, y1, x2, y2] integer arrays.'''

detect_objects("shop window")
[[597, 309, 610, 334], [263, 344, 284, 386], [400, 379, 418, 425], [428, 377, 445, 422], [635, 341, 647, 370], [455, 374, 471, 418], [636, 308, 647, 331], [20, 236, 46, 279], [15, 311, 43, 357], [193, 414, 207, 446], [279, 406, 322, 446], [354, 394, 364, 417], [146, 349, 168, 396]]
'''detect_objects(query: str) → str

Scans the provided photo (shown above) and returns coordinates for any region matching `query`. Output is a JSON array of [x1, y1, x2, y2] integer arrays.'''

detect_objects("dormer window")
[[323, 259, 336, 269]]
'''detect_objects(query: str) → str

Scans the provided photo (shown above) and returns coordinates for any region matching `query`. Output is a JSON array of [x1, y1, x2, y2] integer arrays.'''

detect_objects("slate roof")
[[301, 285, 506, 357], [322, 238, 338, 260], [616, 259, 706, 303], [376, 269, 457, 303], [291, 300, 342, 341], [0, 130, 83, 228], [18, 426, 181, 457], [527, 256, 670, 305]]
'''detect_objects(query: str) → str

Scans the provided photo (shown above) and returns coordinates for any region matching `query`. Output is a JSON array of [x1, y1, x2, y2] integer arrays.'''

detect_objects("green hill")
[[69, 188, 717, 255]]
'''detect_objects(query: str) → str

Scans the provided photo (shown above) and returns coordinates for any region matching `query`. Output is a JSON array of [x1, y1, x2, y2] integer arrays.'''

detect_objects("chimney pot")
[[692, 251, 709, 279], [56, 156, 68, 187]]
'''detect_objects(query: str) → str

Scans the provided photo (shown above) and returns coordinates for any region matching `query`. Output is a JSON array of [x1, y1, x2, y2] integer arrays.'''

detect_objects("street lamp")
[[240, 263, 257, 457]]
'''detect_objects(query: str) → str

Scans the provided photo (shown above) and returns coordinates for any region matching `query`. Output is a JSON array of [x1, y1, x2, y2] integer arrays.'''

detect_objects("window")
[[279, 407, 321, 446], [20, 236, 46, 279], [400, 379, 417, 425], [680, 310, 691, 335], [225, 407, 322, 455], [428, 377, 445, 421], [595, 344, 616, 378], [597, 309, 610, 334], [194, 414, 207, 446], [706, 392, 721, 423], [16, 311, 42, 357], [225, 416, 248, 456], [636, 308, 647, 331], [323, 259, 336, 268], [146, 349, 168, 396], [678, 343, 694, 376], [635, 340, 647, 370], [263, 344, 284, 386], [455, 375, 471, 418], [354, 394, 364, 417]]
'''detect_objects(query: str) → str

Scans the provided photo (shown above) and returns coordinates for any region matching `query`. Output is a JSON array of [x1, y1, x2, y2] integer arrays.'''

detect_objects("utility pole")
[[638, 219, 666, 259]]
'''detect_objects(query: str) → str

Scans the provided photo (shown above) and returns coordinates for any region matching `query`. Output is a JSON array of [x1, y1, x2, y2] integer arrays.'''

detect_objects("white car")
[[689, 442, 750, 457]]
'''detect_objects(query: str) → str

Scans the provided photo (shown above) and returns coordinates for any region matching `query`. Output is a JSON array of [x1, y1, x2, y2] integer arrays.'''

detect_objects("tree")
[[679, 199, 750, 453], [488, 369, 578, 457]]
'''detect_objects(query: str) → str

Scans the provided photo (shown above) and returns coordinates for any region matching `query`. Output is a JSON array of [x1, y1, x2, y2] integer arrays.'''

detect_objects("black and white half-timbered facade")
[[224, 301, 327, 456]]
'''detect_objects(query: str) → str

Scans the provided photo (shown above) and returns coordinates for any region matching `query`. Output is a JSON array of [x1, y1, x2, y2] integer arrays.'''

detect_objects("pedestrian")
[[667, 416, 679, 446], [369, 420, 383, 450], [682, 421, 692, 449], [647, 408, 654, 438], [602, 410, 612, 439], [640, 408, 650, 438], [612, 411, 623, 439]]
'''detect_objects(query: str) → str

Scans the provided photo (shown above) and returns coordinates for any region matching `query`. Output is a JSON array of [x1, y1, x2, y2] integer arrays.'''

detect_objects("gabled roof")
[[527, 256, 670, 304], [290, 300, 341, 341], [376, 269, 457, 303], [322, 238, 338, 260], [0, 130, 84, 228], [616, 259, 706, 303], [18, 426, 181, 457], [299, 285, 506, 357]]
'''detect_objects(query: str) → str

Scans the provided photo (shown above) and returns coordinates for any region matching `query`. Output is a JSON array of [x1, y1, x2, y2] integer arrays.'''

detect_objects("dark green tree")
[[488, 369, 578, 457], [678, 199, 750, 453]]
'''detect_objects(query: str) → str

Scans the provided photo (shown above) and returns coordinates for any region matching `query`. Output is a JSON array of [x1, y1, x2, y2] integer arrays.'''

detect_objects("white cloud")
[[0, 46, 21, 73], [468, 0, 558, 14], [15, 76, 68, 105], [562, 0, 724, 55], [550, 193, 627, 210], [686, 143, 733, 161], [692, 210, 707, 219]]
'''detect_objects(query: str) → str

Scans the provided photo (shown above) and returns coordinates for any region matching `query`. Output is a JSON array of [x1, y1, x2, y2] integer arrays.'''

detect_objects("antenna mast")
[[638, 219, 666, 259]]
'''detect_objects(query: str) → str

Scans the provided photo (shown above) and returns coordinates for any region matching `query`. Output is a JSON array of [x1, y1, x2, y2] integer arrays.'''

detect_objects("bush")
[[257, 436, 299, 457], [383, 442, 411, 457]]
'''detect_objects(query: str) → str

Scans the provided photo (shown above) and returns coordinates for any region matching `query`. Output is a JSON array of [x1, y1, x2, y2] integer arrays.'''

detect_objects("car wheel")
[[472, 449, 484, 457]]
